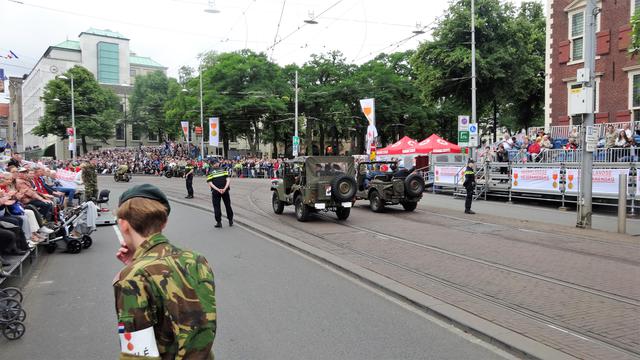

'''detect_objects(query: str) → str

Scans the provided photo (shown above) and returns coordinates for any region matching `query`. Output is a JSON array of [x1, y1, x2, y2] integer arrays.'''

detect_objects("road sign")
[[458, 115, 470, 131], [458, 131, 469, 146], [293, 136, 300, 145], [468, 123, 478, 147], [293, 143, 299, 157], [586, 126, 598, 152]]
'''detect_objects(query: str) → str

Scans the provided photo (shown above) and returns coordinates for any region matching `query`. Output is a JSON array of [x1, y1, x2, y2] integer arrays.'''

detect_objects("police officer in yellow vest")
[[207, 162, 234, 228], [184, 162, 195, 199], [463, 159, 476, 214]]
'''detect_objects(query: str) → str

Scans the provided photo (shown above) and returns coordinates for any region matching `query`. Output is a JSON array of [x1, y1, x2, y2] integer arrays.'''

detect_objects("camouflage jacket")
[[114, 234, 216, 360], [82, 164, 98, 188]]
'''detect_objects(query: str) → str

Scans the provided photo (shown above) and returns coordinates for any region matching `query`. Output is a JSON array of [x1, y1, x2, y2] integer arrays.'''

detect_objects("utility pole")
[[294, 70, 299, 157], [577, 0, 598, 229], [470, 0, 477, 160], [200, 66, 204, 158], [70, 76, 76, 161]]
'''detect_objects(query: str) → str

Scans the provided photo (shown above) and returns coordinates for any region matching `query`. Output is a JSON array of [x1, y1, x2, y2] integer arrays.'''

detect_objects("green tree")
[[193, 50, 288, 156], [129, 71, 176, 141], [34, 65, 120, 154], [412, 0, 544, 142]]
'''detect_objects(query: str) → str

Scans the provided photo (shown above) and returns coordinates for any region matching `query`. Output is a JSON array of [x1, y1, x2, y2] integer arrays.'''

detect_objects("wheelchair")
[[0, 287, 26, 340]]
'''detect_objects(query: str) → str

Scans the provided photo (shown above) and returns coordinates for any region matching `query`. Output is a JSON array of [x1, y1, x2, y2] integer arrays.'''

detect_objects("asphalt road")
[[0, 182, 505, 360]]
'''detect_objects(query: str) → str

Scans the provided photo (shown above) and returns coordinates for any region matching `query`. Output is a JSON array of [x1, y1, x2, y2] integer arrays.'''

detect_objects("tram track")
[[242, 186, 640, 358], [158, 181, 640, 358]]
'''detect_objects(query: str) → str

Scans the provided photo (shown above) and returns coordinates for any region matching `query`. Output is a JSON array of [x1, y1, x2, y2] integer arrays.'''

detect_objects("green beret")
[[118, 184, 171, 214]]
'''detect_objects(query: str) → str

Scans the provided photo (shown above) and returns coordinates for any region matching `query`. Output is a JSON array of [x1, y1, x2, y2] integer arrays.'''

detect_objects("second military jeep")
[[355, 161, 425, 212], [271, 156, 357, 222]]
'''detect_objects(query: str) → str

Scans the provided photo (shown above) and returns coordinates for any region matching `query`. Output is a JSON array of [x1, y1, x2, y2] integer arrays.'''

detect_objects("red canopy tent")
[[376, 136, 418, 155], [414, 134, 461, 154]]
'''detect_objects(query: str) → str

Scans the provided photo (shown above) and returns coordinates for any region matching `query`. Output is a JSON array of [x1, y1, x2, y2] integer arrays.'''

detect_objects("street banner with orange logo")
[[360, 98, 377, 155], [181, 121, 189, 142], [209, 117, 219, 147], [565, 168, 629, 195]]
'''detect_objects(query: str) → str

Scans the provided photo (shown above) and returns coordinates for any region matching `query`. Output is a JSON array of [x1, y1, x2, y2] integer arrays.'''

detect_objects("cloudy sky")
[[0, 0, 536, 100]]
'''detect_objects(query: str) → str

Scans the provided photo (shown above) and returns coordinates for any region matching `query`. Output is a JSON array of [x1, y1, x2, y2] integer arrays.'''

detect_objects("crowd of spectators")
[[0, 152, 95, 271], [57, 142, 288, 179], [478, 123, 640, 164]]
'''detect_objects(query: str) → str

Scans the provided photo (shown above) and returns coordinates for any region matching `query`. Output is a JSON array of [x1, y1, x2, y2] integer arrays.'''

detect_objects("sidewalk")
[[422, 192, 640, 235]]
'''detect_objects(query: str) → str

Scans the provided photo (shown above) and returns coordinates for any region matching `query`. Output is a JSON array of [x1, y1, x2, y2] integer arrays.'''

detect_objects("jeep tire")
[[404, 174, 425, 198], [272, 192, 284, 214], [369, 191, 384, 213], [295, 195, 311, 222], [331, 174, 357, 203], [336, 207, 350, 220], [401, 201, 418, 212]]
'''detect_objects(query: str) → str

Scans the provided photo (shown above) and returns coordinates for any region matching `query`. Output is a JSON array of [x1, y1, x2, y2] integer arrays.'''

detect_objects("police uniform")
[[206, 169, 234, 228], [114, 185, 216, 360], [185, 164, 194, 199], [82, 162, 98, 201], [463, 161, 476, 214]]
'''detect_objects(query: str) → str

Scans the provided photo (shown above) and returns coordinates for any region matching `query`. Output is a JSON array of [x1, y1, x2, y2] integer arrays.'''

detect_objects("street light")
[[204, 0, 220, 13], [57, 74, 76, 161], [121, 83, 131, 149], [304, 11, 318, 24]]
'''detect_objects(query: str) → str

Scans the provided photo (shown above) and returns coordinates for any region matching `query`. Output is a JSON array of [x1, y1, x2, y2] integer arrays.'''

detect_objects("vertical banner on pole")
[[209, 117, 219, 147], [360, 98, 377, 155], [181, 121, 189, 142], [67, 128, 75, 151]]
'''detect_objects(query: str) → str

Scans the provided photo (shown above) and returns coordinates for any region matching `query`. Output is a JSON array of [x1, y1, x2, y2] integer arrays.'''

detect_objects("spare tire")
[[404, 173, 425, 198], [331, 174, 357, 202]]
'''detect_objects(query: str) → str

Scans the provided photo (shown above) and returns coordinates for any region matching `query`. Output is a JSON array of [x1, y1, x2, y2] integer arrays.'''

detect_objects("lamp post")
[[57, 74, 76, 161], [199, 66, 205, 159], [121, 83, 130, 149]]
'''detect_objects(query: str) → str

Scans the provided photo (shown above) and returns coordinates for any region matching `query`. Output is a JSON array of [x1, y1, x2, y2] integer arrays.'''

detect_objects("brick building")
[[545, 0, 639, 134]]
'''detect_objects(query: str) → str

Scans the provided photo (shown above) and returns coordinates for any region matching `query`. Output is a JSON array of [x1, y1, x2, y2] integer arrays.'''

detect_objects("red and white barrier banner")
[[511, 168, 561, 193], [566, 168, 629, 195], [434, 165, 464, 185], [56, 169, 77, 182]]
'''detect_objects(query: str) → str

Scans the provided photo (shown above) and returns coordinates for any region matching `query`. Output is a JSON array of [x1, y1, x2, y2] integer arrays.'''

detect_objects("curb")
[[168, 195, 578, 360]]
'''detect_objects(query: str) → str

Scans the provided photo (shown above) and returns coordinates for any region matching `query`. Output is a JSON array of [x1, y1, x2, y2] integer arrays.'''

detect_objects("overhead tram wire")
[[278, 0, 360, 61], [4, 0, 265, 46], [270, 0, 288, 60], [353, 16, 440, 63], [266, 0, 346, 52], [219, 0, 257, 46]]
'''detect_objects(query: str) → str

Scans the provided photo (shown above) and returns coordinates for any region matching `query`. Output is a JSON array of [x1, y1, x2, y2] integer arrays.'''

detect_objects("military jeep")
[[271, 156, 357, 222], [355, 161, 425, 212]]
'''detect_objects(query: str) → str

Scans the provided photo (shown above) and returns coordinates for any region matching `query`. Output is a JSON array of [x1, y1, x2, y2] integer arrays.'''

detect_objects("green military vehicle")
[[271, 156, 357, 222], [355, 161, 425, 212]]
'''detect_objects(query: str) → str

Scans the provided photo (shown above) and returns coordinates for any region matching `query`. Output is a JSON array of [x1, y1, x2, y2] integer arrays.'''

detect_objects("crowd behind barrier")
[[481, 122, 640, 165]]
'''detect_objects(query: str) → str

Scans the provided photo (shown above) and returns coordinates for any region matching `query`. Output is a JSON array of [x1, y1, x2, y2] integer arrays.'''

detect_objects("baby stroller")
[[42, 201, 97, 254], [0, 287, 26, 340]]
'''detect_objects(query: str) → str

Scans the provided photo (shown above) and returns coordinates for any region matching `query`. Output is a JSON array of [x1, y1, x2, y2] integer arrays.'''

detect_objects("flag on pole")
[[0, 68, 5, 80], [360, 98, 377, 154], [209, 117, 220, 147], [180, 121, 189, 142], [359, 98, 375, 126], [4, 51, 18, 59]]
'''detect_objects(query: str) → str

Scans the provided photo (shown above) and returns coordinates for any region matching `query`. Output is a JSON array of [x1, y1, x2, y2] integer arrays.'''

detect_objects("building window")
[[132, 124, 141, 141], [633, 0, 640, 17], [629, 72, 640, 121], [570, 11, 585, 62], [148, 131, 158, 142], [130, 69, 136, 78], [116, 123, 125, 140], [97, 42, 119, 84]]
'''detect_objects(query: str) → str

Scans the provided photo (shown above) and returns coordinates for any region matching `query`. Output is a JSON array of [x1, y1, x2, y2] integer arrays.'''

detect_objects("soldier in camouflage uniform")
[[81, 159, 98, 201], [114, 184, 216, 360]]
